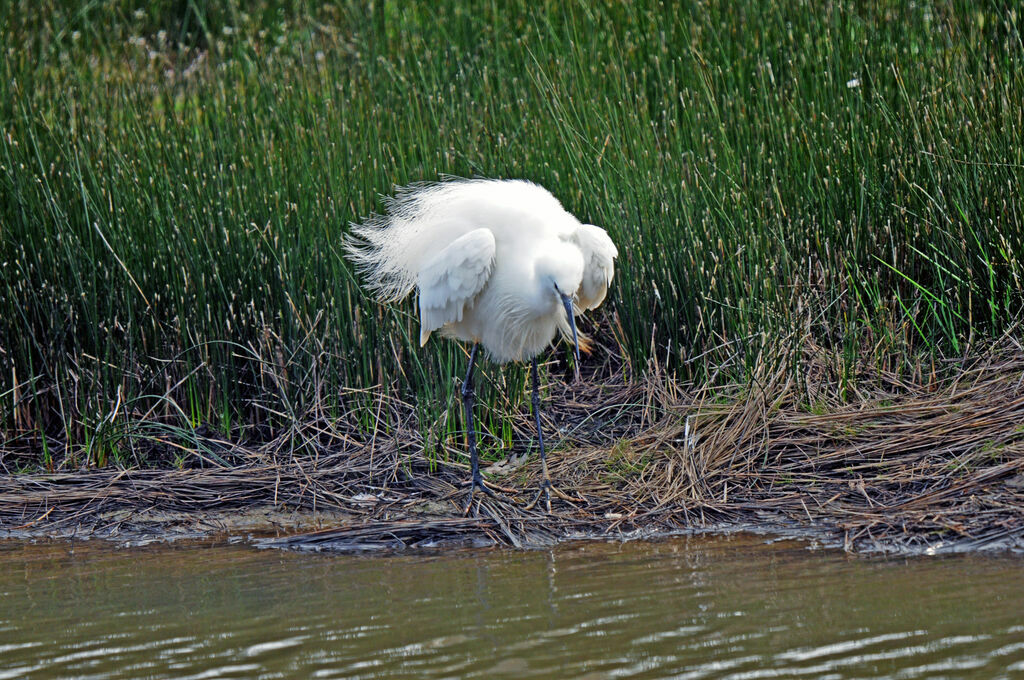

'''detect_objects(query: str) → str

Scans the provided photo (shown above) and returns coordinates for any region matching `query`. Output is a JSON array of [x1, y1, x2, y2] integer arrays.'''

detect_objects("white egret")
[[344, 178, 617, 511]]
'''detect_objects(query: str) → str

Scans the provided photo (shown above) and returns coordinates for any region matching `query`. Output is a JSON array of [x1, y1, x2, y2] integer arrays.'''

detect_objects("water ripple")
[[1, 537, 1023, 679]]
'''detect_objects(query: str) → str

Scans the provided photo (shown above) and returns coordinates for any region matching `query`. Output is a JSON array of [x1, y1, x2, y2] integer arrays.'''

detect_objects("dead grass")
[[2, 342, 1023, 554]]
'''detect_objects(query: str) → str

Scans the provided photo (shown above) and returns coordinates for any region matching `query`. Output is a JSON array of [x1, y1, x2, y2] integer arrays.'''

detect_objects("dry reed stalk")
[[2, 344, 1022, 553]]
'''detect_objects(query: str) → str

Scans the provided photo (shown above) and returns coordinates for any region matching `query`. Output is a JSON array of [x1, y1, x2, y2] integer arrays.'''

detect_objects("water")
[[1, 534, 1022, 679]]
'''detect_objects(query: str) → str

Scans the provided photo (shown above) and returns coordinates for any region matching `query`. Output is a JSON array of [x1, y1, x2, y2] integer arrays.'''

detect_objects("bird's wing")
[[417, 228, 496, 346], [569, 223, 618, 310]]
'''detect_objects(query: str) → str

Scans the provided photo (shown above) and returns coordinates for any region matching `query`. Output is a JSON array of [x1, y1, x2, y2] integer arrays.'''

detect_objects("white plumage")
[[344, 178, 617, 362], [344, 177, 617, 511]]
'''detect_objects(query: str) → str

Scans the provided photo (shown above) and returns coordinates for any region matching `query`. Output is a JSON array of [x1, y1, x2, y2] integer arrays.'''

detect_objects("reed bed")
[[1, 2, 1022, 552], [3, 342, 1021, 553], [3, 1, 1024, 464]]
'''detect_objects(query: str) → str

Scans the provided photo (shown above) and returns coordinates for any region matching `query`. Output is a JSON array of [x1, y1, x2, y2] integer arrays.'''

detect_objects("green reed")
[[1, 0, 1021, 466]]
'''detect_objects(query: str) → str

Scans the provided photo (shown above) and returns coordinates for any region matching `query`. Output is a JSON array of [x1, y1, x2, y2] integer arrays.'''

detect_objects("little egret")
[[344, 178, 617, 511]]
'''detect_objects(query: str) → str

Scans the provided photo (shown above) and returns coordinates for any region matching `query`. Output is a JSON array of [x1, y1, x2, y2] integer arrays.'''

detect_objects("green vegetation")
[[2, 1, 1022, 468]]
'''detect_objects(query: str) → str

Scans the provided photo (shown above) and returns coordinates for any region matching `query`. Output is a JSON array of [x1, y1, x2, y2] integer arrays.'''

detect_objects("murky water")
[[1, 535, 1022, 679]]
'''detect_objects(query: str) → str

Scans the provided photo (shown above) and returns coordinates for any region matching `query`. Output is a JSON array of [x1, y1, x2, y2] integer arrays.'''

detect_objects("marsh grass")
[[1, 1, 1022, 468], [4, 343, 1023, 553]]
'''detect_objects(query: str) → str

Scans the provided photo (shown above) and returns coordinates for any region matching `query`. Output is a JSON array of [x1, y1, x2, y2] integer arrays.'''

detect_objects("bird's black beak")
[[559, 291, 581, 382]]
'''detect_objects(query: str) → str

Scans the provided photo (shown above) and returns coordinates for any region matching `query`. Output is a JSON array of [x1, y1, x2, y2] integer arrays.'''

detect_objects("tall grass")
[[2, 0, 1022, 467]]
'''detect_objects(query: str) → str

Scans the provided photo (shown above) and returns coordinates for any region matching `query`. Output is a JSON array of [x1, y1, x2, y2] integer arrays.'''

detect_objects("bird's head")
[[535, 243, 585, 380]]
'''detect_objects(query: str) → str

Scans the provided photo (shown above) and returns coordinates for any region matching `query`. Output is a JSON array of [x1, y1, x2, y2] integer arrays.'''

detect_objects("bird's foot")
[[459, 475, 516, 495], [523, 478, 585, 513], [461, 473, 514, 515], [524, 481, 551, 513]]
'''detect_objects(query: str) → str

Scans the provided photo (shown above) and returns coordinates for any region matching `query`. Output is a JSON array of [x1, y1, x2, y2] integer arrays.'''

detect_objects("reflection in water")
[[1, 535, 1022, 679]]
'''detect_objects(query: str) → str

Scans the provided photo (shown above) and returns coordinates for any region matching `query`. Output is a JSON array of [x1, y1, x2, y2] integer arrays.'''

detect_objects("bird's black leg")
[[529, 358, 553, 512], [525, 358, 584, 512], [462, 343, 496, 513]]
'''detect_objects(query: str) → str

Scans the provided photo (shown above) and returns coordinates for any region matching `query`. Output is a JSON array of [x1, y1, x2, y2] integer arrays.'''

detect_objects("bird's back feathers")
[[344, 179, 564, 303], [344, 178, 617, 362], [416, 228, 496, 346]]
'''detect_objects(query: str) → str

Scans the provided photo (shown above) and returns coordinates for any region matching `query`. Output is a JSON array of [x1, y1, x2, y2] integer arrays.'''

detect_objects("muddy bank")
[[2, 348, 1024, 555], [2, 469, 1021, 555]]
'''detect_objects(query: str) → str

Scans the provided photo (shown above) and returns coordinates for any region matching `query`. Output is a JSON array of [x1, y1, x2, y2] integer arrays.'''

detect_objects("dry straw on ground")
[[2, 343, 1023, 554]]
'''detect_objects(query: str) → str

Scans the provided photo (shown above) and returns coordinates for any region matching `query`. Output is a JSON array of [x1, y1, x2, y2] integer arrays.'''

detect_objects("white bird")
[[344, 178, 617, 511]]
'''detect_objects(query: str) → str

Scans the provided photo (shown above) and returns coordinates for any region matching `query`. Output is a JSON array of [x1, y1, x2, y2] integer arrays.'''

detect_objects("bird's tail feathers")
[[342, 214, 420, 303], [343, 180, 475, 303]]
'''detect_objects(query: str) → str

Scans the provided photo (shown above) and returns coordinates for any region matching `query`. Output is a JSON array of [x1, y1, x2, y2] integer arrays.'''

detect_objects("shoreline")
[[2, 487, 1021, 556], [3, 349, 1023, 556]]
